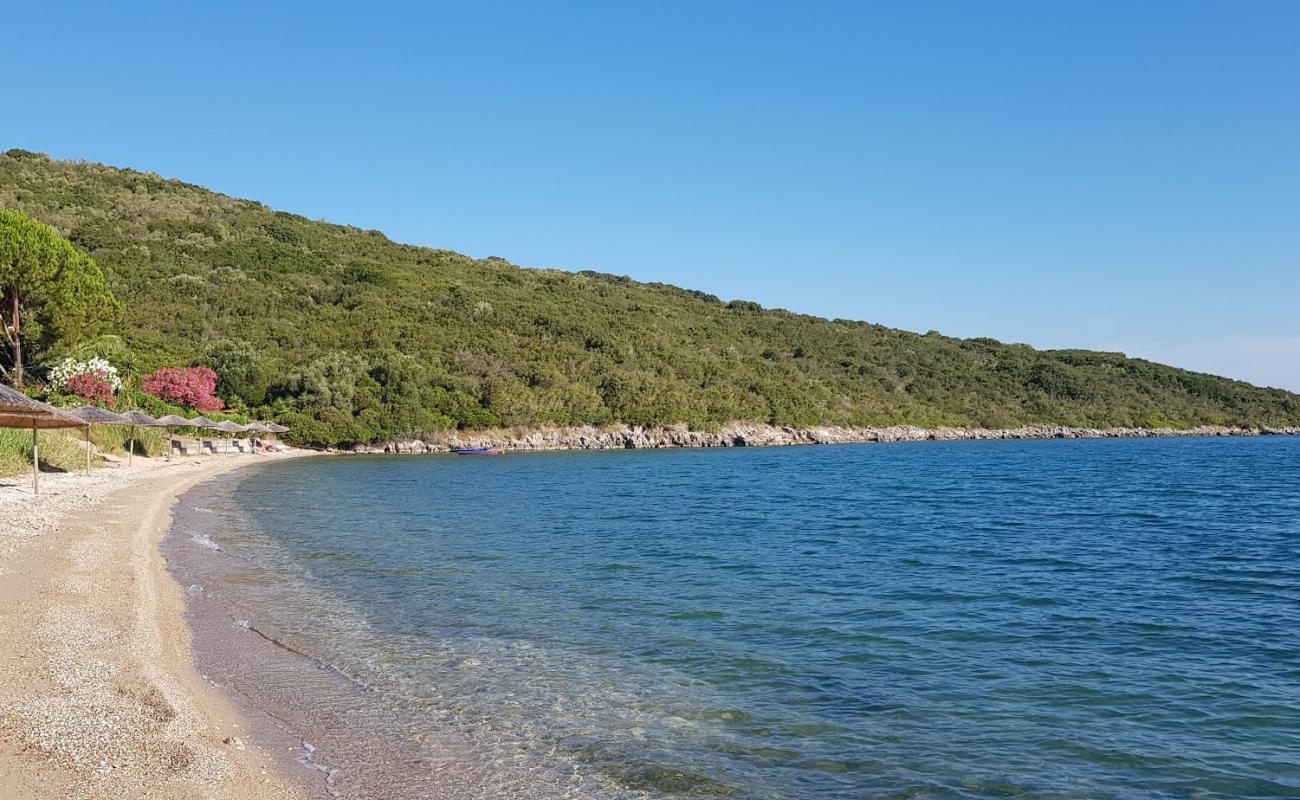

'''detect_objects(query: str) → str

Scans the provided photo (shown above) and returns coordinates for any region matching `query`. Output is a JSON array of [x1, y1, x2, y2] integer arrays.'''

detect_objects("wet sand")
[[0, 453, 310, 799]]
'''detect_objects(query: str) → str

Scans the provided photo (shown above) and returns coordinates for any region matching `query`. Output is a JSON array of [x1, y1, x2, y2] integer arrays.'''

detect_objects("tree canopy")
[[0, 207, 120, 387], [2, 149, 1298, 444]]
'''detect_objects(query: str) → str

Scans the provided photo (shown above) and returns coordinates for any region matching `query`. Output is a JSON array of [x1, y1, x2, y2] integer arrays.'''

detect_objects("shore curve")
[[0, 453, 311, 800]]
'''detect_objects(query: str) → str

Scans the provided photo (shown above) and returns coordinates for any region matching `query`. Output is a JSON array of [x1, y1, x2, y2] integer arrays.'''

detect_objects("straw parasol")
[[211, 420, 248, 453], [185, 416, 220, 455], [243, 422, 270, 451], [118, 410, 161, 466], [0, 385, 90, 493], [155, 414, 198, 460], [69, 405, 127, 424], [69, 406, 130, 473], [261, 422, 289, 449]]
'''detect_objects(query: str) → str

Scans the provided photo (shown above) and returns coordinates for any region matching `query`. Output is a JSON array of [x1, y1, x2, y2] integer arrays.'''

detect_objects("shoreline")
[[343, 421, 1300, 454], [164, 464, 624, 800], [0, 453, 312, 800]]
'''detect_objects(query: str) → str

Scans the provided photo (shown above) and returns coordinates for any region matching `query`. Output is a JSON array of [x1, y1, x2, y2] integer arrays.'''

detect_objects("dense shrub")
[[142, 366, 223, 412], [197, 339, 268, 407], [47, 355, 122, 406], [64, 371, 116, 405]]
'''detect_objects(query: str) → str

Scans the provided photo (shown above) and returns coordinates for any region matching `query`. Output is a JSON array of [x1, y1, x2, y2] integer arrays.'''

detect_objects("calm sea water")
[[169, 438, 1300, 799]]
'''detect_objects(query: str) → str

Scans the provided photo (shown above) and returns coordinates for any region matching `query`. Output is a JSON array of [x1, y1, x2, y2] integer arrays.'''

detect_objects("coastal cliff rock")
[[340, 423, 1300, 455]]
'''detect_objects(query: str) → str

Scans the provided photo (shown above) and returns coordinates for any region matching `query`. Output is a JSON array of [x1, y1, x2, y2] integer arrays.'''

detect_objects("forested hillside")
[[3, 149, 1298, 444]]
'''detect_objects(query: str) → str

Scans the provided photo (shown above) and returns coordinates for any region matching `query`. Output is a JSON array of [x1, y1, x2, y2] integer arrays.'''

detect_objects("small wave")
[[190, 532, 222, 551], [299, 741, 341, 789]]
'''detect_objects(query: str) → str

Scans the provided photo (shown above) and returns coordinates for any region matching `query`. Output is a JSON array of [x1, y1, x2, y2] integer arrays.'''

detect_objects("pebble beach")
[[0, 453, 309, 800]]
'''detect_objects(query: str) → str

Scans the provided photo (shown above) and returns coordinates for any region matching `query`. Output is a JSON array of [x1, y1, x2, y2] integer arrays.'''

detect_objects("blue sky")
[[5, 2, 1299, 390]]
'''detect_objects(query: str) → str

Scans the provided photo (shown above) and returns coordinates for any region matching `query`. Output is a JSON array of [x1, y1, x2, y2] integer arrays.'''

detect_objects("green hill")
[[2, 148, 1297, 444]]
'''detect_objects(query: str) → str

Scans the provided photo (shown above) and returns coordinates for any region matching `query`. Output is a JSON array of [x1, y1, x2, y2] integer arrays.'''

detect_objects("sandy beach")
[[0, 453, 310, 800]]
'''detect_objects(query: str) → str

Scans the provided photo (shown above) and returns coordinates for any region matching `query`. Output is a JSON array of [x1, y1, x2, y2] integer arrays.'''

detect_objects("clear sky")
[[5, 2, 1298, 390]]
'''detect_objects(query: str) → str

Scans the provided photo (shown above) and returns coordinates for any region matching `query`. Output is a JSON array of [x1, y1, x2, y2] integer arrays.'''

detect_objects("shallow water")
[[167, 437, 1300, 799]]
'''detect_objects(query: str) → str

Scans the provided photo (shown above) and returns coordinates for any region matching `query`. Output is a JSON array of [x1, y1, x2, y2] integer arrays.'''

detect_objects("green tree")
[[197, 339, 268, 406], [0, 209, 120, 388], [278, 352, 370, 413]]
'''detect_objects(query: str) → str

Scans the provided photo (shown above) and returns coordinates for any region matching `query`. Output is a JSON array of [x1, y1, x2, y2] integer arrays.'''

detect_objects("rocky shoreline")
[[338, 422, 1300, 455]]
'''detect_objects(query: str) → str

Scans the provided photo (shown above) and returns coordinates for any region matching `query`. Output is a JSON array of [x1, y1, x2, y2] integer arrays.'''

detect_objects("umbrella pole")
[[32, 423, 39, 495], [129, 426, 135, 467], [85, 426, 92, 475]]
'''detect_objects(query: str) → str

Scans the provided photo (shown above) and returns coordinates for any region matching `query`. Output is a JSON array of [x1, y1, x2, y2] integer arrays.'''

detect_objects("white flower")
[[48, 356, 123, 393]]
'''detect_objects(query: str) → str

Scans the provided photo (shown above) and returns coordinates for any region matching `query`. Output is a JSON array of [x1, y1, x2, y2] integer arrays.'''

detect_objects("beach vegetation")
[[0, 427, 87, 474], [141, 366, 224, 412], [46, 355, 124, 406], [197, 339, 268, 407], [1, 150, 1298, 447], [0, 208, 120, 388]]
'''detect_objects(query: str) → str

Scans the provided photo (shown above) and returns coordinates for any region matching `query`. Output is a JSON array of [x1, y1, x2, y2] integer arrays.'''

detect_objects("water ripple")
[[174, 437, 1300, 800]]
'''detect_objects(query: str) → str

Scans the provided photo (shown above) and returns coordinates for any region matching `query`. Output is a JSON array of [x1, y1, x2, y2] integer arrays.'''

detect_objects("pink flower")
[[142, 366, 224, 412], [66, 370, 116, 406]]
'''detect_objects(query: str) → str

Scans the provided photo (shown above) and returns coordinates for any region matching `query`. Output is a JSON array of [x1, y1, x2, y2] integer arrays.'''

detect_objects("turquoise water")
[[172, 438, 1300, 799]]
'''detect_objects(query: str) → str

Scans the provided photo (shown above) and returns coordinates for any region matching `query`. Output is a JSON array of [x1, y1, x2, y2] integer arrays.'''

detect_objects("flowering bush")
[[47, 356, 123, 405], [48, 356, 124, 393], [65, 372, 117, 405], [141, 366, 224, 412]]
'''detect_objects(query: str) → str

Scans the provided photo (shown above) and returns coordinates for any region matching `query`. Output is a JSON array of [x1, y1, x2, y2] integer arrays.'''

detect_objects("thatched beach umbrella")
[[69, 405, 127, 424], [0, 385, 91, 494], [69, 406, 129, 473], [261, 422, 289, 449], [244, 422, 271, 451], [264, 422, 288, 439], [155, 414, 197, 460], [118, 410, 161, 466], [186, 416, 220, 455], [211, 420, 248, 453]]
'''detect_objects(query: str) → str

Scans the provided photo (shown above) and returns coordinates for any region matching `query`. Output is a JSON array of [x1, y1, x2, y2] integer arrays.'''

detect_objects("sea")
[[164, 436, 1300, 799]]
